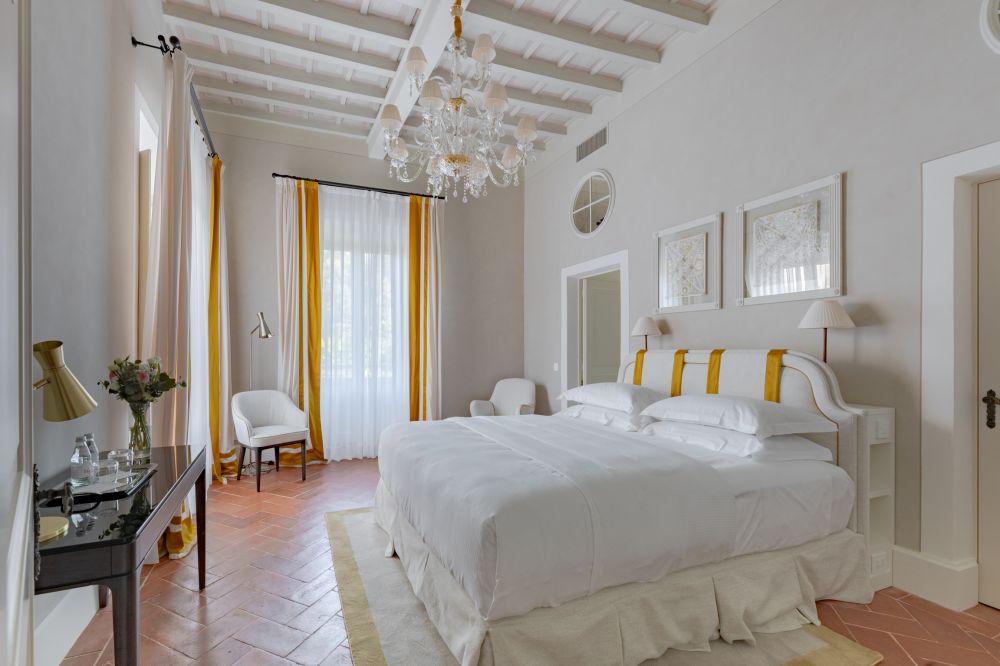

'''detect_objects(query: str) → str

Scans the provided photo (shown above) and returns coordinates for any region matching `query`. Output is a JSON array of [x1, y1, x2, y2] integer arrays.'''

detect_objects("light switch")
[[553, 362, 559, 372]]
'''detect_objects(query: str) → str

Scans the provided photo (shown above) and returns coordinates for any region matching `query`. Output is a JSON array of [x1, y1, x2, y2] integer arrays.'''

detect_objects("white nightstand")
[[848, 404, 895, 590]]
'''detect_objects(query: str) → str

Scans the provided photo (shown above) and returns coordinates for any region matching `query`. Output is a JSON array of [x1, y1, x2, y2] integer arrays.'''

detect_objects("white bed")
[[375, 350, 873, 666]]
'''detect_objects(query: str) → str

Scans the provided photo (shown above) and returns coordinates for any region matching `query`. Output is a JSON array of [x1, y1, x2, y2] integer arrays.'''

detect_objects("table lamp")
[[798, 300, 855, 362], [249, 311, 273, 390], [32, 340, 98, 545], [631, 316, 662, 351]]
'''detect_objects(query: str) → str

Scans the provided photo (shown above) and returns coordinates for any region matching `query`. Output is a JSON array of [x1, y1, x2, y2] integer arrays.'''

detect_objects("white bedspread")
[[378, 415, 741, 621]]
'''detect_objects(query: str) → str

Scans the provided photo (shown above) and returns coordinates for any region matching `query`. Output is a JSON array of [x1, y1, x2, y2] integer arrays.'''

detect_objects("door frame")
[[4, 0, 33, 663], [560, 250, 629, 408], [894, 139, 1000, 612]]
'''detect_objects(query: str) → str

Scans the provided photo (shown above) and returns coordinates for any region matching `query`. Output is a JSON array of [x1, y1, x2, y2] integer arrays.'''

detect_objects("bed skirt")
[[373, 481, 873, 666]]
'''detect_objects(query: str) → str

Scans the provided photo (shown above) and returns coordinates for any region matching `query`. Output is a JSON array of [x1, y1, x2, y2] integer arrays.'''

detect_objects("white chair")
[[231, 390, 310, 492], [470, 379, 536, 417]]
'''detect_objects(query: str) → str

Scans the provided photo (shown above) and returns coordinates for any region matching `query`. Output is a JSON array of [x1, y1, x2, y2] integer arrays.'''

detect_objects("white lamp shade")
[[513, 116, 538, 144], [405, 47, 429, 78], [418, 80, 445, 111], [379, 104, 402, 131], [631, 316, 662, 337], [798, 300, 855, 330], [472, 34, 496, 63], [484, 83, 508, 113]]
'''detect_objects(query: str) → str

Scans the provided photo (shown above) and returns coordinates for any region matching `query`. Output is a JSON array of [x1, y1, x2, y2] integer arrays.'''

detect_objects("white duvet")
[[378, 415, 853, 622]]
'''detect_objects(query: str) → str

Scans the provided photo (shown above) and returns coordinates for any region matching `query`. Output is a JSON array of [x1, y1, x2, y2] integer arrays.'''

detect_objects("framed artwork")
[[736, 173, 843, 306], [656, 213, 721, 312]]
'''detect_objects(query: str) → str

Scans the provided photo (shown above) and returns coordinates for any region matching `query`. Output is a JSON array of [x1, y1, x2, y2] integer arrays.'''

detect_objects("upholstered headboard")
[[618, 349, 866, 534]]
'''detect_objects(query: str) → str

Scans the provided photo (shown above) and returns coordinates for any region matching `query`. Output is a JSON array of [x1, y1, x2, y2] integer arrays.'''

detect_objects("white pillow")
[[556, 404, 653, 432], [642, 420, 833, 461], [641, 394, 837, 439], [559, 382, 667, 416]]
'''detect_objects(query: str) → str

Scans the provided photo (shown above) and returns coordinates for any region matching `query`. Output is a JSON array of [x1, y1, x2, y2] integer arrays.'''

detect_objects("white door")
[[979, 178, 1000, 608], [1, 0, 34, 663], [580, 271, 621, 384]]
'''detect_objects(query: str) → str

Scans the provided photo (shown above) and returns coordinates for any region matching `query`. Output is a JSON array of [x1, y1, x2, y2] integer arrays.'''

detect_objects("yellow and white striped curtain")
[[276, 178, 326, 464], [408, 196, 442, 421], [208, 156, 237, 480]]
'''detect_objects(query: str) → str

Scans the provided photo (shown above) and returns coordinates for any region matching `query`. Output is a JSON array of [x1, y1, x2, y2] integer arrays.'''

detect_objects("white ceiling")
[[163, 0, 724, 162]]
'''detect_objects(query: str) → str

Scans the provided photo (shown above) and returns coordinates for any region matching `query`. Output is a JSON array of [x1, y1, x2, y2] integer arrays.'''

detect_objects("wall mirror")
[[571, 170, 614, 237]]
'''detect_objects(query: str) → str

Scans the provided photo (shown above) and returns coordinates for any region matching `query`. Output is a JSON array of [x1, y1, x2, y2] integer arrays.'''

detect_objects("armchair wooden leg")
[[255, 448, 262, 493], [236, 445, 246, 481], [275, 447, 280, 472], [301, 441, 307, 481]]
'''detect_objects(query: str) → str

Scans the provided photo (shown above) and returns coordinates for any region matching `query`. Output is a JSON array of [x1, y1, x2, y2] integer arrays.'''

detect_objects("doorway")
[[560, 250, 629, 407], [979, 178, 1000, 608], [579, 270, 621, 384]]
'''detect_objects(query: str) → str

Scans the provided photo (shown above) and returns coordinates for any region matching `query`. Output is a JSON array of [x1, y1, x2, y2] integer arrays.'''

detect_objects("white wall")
[[212, 131, 525, 422], [522, 0, 1000, 550], [30, 0, 167, 657]]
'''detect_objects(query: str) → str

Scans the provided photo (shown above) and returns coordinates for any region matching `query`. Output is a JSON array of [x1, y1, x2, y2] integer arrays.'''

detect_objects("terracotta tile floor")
[[62, 458, 1000, 665], [817, 590, 1000, 665]]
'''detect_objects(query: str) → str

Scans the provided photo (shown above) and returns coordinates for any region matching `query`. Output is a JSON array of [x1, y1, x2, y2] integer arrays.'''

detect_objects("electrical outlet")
[[870, 551, 889, 576]]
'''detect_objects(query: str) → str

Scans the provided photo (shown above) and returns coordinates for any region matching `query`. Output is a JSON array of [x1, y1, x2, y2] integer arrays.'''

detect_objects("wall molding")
[[893, 546, 978, 611]]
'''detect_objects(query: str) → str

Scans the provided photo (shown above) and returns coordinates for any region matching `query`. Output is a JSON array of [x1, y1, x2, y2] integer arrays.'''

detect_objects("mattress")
[[377, 415, 854, 622]]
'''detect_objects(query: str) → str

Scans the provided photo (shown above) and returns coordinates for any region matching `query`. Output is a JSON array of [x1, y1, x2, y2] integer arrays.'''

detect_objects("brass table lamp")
[[31, 341, 98, 553]]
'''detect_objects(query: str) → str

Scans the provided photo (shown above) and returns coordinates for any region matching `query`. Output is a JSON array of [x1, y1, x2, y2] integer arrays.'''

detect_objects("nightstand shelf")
[[848, 404, 895, 591]]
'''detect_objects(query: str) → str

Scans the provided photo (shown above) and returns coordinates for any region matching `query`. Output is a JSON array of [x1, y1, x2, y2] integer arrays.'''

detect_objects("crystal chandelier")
[[378, 0, 538, 202]]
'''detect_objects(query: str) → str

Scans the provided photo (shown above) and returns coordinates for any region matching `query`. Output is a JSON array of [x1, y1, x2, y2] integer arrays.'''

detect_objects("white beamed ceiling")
[[163, 0, 724, 160]]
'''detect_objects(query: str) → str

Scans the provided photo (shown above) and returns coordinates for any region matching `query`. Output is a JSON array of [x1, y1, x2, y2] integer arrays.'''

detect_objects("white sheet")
[[377, 415, 853, 622]]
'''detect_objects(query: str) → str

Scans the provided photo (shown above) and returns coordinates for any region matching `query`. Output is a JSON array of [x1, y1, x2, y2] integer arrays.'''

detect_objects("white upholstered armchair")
[[470, 378, 536, 417], [231, 390, 310, 491]]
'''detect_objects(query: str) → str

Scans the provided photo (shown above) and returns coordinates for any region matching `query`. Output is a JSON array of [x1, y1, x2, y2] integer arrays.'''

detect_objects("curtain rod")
[[271, 173, 445, 201], [131, 35, 218, 158]]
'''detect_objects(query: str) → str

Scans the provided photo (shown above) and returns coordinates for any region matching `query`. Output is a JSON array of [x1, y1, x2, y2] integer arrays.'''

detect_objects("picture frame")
[[736, 173, 843, 306], [655, 213, 722, 313]]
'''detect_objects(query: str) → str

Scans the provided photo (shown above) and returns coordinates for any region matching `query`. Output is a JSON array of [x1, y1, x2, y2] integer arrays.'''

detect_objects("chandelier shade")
[[379, 0, 537, 202]]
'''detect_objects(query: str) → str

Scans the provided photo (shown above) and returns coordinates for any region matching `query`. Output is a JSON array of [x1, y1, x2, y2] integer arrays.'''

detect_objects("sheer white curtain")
[[187, 121, 211, 466], [319, 186, 410, 460]]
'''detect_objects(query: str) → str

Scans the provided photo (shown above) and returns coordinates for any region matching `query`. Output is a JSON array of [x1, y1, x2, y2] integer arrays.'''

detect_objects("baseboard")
[[4, 475, 33, 666], [33, 586, 99, 666], [893, 545, 979, 611]]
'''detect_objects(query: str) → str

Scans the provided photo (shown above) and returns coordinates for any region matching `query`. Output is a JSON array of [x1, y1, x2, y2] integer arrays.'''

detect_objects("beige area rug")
[[326, 509, 882, 666]]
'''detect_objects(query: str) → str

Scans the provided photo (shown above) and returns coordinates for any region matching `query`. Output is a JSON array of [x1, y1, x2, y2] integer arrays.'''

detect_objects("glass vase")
[[128, 403, 152, 462]]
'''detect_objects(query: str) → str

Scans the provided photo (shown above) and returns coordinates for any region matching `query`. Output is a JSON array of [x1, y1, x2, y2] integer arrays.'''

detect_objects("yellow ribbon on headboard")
[[633, 349, 647, 385], [670, 350, 688, 397], [764, 349, 786, 402], [706, 349, 725, 394]]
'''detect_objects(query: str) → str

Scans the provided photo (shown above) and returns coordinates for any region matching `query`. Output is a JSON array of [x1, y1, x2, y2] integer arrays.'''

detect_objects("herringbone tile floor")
[[62, 457, 1000, 665]]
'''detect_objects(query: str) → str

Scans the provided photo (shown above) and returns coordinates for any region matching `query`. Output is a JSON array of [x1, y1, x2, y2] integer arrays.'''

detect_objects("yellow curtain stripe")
[[304, 182, 325, 462], [706, 349, 725, 394], [764, 349, 786, 402], [632, 349, 646, 385], [207, 155, 226, 481], [408, 197, 423, 421], [670, 349, 688, 397]]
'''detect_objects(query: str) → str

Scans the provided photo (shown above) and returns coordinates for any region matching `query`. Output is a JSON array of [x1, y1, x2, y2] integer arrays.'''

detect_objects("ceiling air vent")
[[576, 127, 608, 162]]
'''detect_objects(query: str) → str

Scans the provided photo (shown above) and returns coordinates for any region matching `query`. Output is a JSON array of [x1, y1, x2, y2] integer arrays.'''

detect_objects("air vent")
[[576, 127, 608, 162]]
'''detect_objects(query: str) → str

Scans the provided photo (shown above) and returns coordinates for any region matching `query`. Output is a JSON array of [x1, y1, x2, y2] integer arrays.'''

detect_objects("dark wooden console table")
[[37, 445, 207, 665]]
